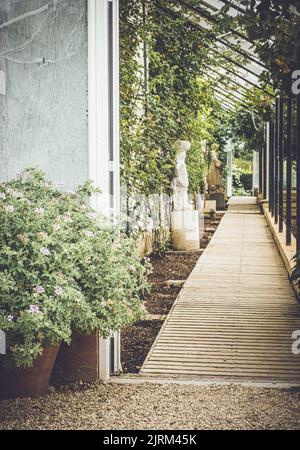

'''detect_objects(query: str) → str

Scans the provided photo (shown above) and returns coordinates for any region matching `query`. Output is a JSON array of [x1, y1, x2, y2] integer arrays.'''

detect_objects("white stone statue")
[[172, 140, 192, 211]]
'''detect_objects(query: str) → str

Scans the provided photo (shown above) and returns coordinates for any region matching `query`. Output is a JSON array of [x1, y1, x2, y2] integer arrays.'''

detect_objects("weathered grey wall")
[[0, 0, 88, 191]]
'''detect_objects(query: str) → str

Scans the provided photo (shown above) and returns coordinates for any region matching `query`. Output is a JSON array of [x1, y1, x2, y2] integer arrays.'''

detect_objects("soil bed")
[[121, 215, 222, 374]]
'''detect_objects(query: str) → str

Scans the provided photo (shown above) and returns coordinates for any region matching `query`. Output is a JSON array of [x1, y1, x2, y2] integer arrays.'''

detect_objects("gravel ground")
[[1, 382, 300, 430]]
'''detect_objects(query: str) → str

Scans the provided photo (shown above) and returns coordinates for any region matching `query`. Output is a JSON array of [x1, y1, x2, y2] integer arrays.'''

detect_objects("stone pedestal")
[[204, 200, 217, 214], [171, 210, 200, 251], [208, 192, 226, 210]]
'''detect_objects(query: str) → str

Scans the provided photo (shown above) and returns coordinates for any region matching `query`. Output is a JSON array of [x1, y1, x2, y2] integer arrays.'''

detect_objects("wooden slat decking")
[[141, 197, 300, 384]]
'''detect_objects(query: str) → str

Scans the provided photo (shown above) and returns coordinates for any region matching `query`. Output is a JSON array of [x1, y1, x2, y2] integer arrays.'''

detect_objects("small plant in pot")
[[0, 169, 150, 397]]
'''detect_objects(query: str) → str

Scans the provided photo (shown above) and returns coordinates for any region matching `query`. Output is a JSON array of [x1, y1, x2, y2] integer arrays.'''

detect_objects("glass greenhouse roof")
[[161, 0, 274, 110]]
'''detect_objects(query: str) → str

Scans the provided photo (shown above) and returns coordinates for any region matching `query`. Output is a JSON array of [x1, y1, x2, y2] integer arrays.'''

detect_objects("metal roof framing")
[[214, 86, 250, 106], [174, 0, 253, 45], [155, 0, 276, 110], [158, 1, 274, 98]]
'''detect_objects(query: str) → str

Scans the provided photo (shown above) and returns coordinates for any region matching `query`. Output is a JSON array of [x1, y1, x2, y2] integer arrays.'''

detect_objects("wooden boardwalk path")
[[141, 197, 300, 385]]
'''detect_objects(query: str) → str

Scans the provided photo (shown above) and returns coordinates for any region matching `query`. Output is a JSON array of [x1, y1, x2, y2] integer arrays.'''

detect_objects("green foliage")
[[235, 159, 253, 173], [226, 87, 274, 160], [236, 0, 300, 92], [291, 252, 300, 288], [120, 0, 230, 197], [120, 0, 176, 196], [210, 0, 300, 92], [232, 166, 252, 196], [232, 154, 253, 195], [0, 169, 149, 369], [185, 81, 229, 193]]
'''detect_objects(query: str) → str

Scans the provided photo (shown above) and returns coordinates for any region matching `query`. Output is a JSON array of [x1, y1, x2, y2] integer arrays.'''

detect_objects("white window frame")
[[88, 0, 121, 380]]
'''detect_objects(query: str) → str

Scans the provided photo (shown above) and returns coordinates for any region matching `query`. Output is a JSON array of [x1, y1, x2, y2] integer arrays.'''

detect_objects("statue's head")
[[175, 140, 191, 155], [211, 143, 220, 158]]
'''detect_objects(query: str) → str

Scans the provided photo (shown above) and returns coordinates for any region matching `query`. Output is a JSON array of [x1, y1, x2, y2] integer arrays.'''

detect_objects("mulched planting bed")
[[121, 215, 222, 374], [121, 320, 163, 373]]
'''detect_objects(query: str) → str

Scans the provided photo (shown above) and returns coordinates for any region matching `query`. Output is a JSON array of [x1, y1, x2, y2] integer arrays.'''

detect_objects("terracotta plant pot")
[[52, 331, 99, 383], [0, 344, 60, 399]]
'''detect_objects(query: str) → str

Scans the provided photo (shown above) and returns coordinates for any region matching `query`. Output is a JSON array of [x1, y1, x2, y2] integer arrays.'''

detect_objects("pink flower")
[[7, 315, 14, 321], [83, 230, 95, 238], [33, 285, 45, 294], [28, 304, 40, 314], [35, 207, 45, 216], [63, 213, 73, 223], [53, 223, 61, 231], [87, 212, 97, 220], [11, 191, 23, 198], [40, 247, 50, 256], [5, 205, 14, 213], [54, 286, 64, 296]]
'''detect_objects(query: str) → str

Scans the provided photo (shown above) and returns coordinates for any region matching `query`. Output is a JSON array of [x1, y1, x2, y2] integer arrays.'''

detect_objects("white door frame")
[[88, 0, 121, 380]]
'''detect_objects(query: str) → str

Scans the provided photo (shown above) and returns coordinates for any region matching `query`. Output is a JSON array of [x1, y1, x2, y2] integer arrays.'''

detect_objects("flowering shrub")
[[0, 169, 150, 369]]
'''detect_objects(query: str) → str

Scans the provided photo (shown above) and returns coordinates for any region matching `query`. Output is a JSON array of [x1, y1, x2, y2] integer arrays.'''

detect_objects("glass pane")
[[0, 0, 88, 190]]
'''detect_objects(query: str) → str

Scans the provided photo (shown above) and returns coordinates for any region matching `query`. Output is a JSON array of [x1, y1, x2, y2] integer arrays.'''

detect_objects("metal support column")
[[259, 146, 263, 195], [297, 75, 300, 251], [286, 93, 292, 246], [269, 118, 275, 216], [274, 97, 279, 224], [278, 95, 284, 233], [263, 124, 267, 199]]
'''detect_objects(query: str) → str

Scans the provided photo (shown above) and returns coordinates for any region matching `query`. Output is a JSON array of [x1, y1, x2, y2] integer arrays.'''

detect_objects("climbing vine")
[[234, 0, 300, 92], [228, 87, 274, 157], [119, 0, 230, 197]]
